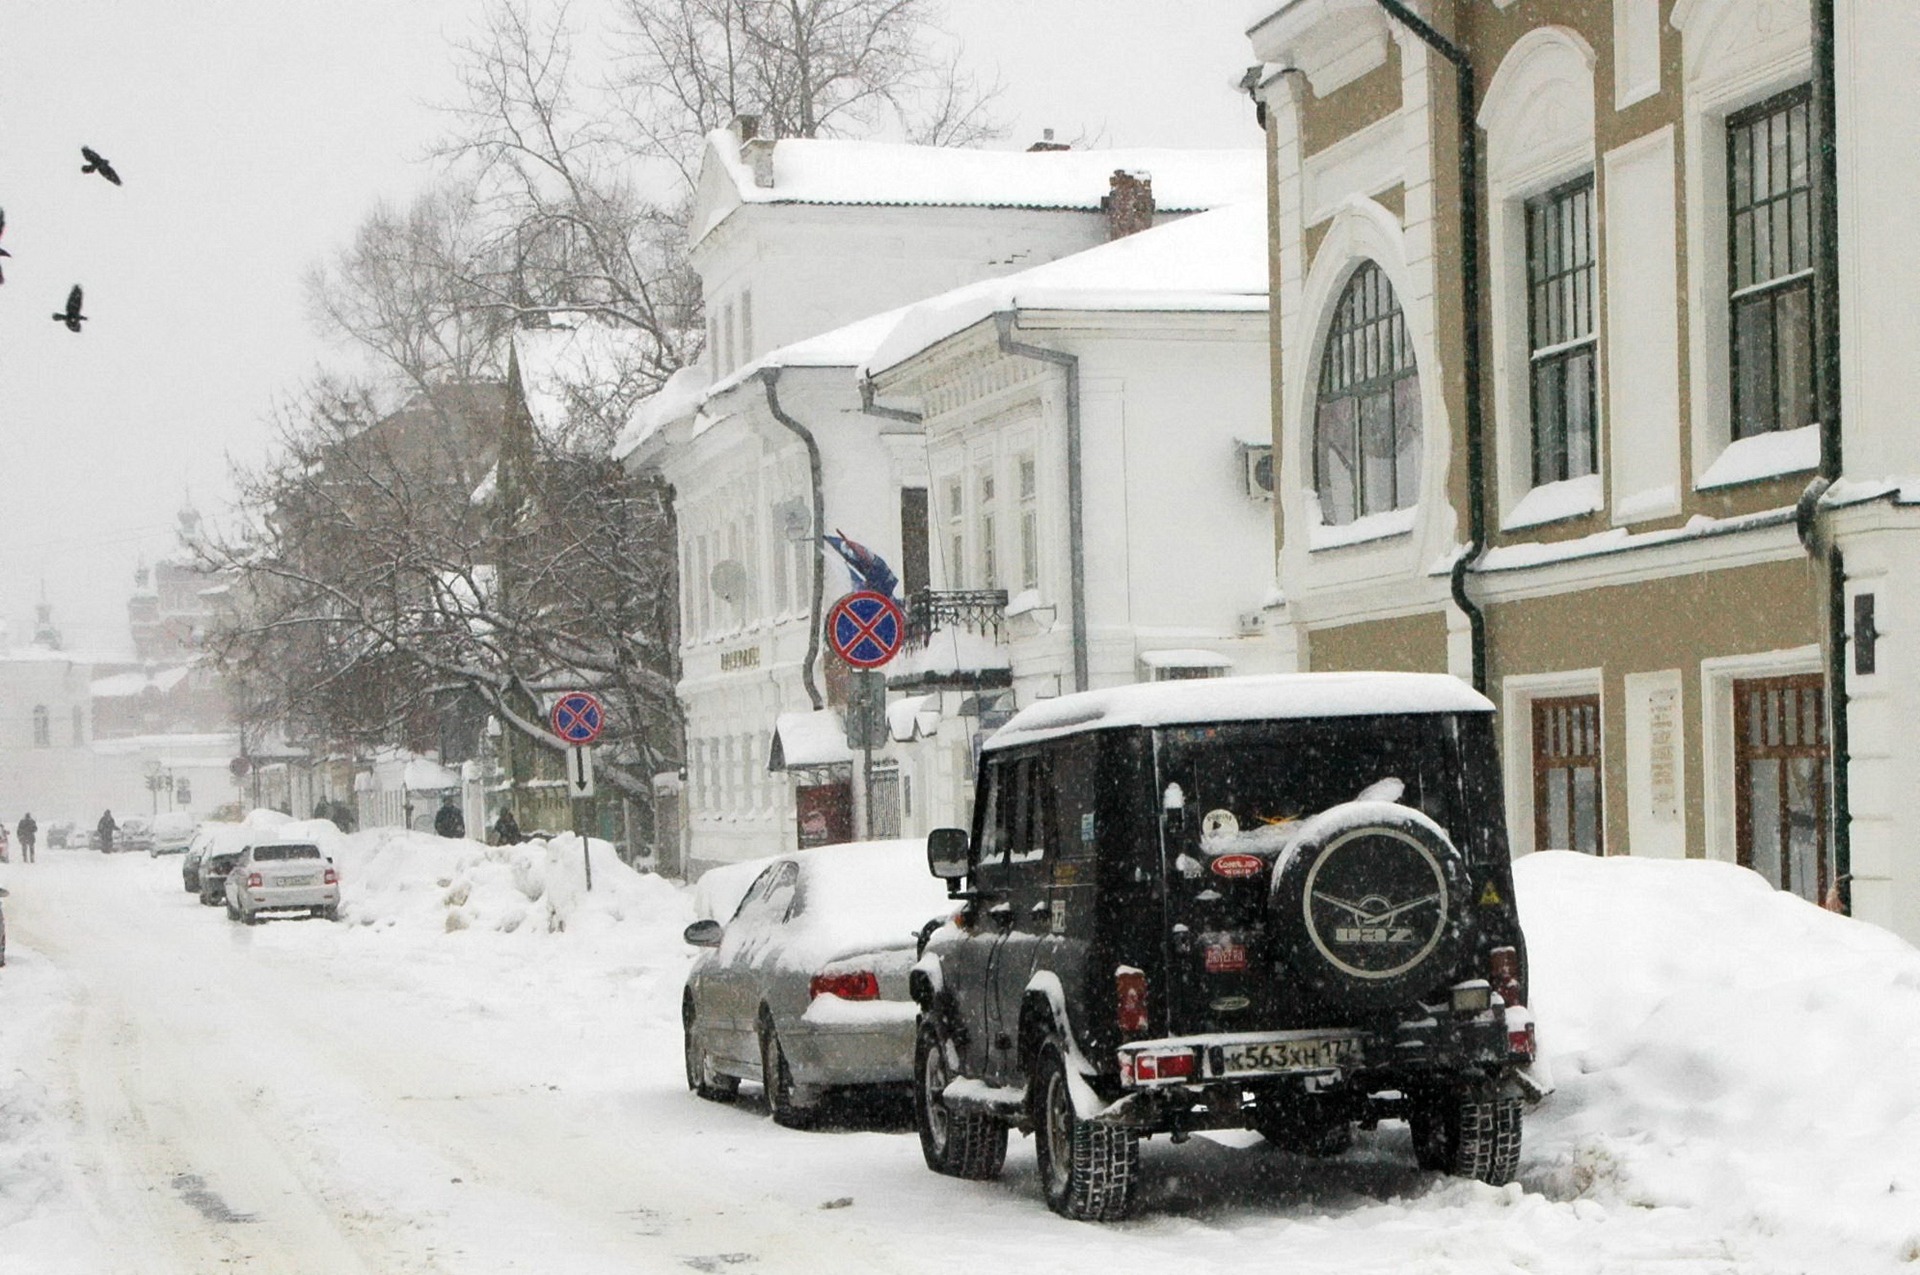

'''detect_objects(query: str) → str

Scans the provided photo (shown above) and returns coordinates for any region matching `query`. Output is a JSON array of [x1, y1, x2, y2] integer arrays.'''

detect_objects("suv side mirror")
[[682, 919, 723, 948], [927, 827, 970, 881]]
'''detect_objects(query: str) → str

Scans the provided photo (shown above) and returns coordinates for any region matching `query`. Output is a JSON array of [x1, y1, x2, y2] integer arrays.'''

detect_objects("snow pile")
[[328, 827, 691, 947], [1520, 851, 1920, 1266]]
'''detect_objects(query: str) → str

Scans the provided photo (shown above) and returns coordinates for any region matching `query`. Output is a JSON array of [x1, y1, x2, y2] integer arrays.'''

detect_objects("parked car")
[[149, 811, 198, 857], [198, 844, 247, 907], [682, 839, 953, 1127], [909, 672, 1540, 1220], [224, 841, 339, 924], [46, 820, 74, 849], [117, 815, 154, 855], [183, 823, 248, 894]]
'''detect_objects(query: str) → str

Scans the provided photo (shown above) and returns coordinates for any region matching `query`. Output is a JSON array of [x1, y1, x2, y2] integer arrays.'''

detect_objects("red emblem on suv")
[[1211, 853, 1265, 880]]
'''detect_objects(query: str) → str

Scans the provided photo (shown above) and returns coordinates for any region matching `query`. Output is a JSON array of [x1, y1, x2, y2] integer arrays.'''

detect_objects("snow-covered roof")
[[403, 757, 463, 791], [612, 363, 712, 462], [865, 200, 1268, 377], [768, 710, 853, 770], [90, 666, 190, 698], [985, 672, 1492, 752], [1138, 648, 1234, 670], [513, 325, 656, 439], [706, 134, 1263, 218]]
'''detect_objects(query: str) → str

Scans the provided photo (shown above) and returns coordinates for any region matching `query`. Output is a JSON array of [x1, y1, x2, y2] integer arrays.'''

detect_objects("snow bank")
[[329, 828, 691, 949], [1520, 851, 1920, 1266]]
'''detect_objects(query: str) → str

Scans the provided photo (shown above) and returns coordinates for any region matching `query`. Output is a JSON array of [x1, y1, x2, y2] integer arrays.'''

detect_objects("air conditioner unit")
[[1239, 443, 1275, 500]]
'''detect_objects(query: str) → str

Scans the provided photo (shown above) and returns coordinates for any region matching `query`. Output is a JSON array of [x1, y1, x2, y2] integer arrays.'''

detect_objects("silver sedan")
[[681, 839, 952, 1127], [224, 842, 340, 924]]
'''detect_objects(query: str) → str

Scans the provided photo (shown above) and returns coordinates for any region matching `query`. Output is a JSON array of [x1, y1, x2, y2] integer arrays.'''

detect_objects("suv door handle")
[[987, 902, 1014, 929]]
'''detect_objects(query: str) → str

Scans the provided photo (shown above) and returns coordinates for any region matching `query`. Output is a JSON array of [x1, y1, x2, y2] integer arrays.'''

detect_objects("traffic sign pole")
[[549, 692, 606, 892]]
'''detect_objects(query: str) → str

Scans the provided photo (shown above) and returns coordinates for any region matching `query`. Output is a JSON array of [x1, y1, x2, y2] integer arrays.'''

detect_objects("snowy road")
[[2, 845, 1913, 1274]]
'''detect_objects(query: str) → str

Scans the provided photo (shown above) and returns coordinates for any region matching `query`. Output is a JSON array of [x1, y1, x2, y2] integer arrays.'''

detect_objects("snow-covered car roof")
[[985, 672, 1494, 752]]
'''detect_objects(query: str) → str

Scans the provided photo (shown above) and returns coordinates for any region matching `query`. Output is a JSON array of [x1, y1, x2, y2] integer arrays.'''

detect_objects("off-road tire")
[[322, 904, 340, 922], [224, 894, 240, 921], [1033, 1042, 1137, 1222], [682, 998, 738, 1103], [758, 1012, 814, 1129], [1269, 802, 1469, 1013], [913, 1016, 1007, 1179], [1410, 1087, 1522, 1184]]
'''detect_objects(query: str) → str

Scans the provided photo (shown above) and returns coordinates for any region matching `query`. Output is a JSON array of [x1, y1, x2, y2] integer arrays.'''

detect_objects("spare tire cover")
[[1269, 801, 1467, 1011]]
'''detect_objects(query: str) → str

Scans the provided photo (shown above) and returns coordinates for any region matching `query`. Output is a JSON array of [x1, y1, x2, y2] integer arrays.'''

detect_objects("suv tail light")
[[1488, 946, 1523, 1007], [808, 970, 880, 1001], [1115, 966, 1149, 1035], [1119, 1047, 1195, 1086], [246, 872, 263, 889], [323, 868, 339, 885]]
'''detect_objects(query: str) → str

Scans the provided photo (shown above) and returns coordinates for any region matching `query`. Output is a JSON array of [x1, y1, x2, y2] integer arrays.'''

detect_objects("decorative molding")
[[1246, 0, 1392, 98], [1304, 113, 1407, 225]]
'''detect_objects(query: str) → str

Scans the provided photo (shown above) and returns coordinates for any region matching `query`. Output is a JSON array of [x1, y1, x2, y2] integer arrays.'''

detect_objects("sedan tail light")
[[323, 868, 338, 885], [246, 872, 263, 889], [808, 970, 880, 1001]]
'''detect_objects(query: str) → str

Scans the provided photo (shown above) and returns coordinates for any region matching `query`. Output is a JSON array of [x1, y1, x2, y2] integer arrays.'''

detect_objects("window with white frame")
[[978, 469, 998, 589], [945, 477, 965, 588], [1017, 453, 1039, 590], [1527, 176, 1598, 485], [741, 290, 754, 364], [770, 502, 791, 614], [721, 301, 736, 374], [695, 534, 712, 636], [1314, 262, 1421, 525], [1728, 86, 1815, 441], [32, 704, 49, 748]]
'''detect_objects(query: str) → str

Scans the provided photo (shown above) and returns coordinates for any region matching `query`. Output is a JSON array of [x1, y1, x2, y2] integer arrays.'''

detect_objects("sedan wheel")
[[682, 1000, 738, 1103], [758, 1013, 814, 1129]]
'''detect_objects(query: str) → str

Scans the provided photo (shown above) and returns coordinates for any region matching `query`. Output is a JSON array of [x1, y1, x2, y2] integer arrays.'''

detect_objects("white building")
[[618, 124, 1263, 875]]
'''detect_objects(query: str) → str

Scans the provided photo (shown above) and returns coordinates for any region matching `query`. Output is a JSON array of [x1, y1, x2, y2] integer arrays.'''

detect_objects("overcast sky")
[[0, 1, 1260, 656]]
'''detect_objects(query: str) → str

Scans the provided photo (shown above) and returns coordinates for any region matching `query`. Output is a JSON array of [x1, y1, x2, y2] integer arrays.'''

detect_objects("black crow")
[[80, 146, 122, 186], [52, 285, 86, 332], [0, 207, 8, 284]]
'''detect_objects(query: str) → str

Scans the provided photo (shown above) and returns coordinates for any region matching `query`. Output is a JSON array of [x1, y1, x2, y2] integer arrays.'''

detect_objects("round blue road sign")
[[549, 691, 606, 744], [826, 590, 905, 669]]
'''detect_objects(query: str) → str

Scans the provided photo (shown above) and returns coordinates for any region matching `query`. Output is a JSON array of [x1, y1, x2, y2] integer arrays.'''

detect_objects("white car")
[[150, 811, 199, 857], [681, 839, 953, 1127], [224, 841, 340, 924]]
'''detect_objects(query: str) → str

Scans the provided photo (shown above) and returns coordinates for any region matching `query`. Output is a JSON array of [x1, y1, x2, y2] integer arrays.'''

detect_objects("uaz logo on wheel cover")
[[826, 590, 905, 669], [1300, 827, 1449, 980]]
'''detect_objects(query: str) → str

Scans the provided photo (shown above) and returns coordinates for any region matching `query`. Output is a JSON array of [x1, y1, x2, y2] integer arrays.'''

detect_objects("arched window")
[[32, 704, 50, 747], [1314, 262, 1421, 525]]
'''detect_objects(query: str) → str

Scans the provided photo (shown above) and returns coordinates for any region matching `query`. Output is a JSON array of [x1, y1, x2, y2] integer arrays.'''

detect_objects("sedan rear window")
[[252, 844, 323, 861]]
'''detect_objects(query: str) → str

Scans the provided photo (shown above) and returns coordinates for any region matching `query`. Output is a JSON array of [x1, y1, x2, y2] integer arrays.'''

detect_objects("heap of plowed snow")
[[1519, 851, 1920, 1266]]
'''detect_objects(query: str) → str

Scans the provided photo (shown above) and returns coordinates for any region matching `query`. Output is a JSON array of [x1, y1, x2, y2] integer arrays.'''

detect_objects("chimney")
[[1027, 127, 1070, 153], [1102, 170, 1155, 240], [735, 113, 776, 188]]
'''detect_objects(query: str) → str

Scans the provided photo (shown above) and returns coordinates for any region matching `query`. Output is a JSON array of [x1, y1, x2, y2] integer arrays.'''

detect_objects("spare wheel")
[[1269, 801, 1467, 1012]]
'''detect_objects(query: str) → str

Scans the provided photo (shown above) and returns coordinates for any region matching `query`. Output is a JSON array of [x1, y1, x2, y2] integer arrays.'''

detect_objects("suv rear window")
[[1159, 715, 1474, 855]]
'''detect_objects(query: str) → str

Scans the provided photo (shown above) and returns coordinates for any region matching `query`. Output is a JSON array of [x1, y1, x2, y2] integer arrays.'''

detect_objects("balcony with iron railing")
[[890, 588, 1012, 690]]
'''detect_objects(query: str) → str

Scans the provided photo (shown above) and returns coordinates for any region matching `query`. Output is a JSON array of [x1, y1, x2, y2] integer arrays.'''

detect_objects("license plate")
[[1218, 1035, 1360, 1075], [280, 874, 316, 887]]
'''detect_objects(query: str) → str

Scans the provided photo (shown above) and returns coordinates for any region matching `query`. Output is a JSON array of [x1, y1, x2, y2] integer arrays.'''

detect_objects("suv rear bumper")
[[1102, 1008, 1515, 1131]]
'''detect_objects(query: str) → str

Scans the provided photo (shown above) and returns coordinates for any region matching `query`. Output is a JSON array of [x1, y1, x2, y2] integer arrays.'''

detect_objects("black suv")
[[911, 673, 1539, 1220]]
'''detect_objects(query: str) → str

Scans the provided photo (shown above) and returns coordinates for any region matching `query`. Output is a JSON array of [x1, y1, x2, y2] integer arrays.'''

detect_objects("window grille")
[[1728, 86, 1815, 440], [1314, 261, 1421, 525], [1526, 176, 1598, 486]]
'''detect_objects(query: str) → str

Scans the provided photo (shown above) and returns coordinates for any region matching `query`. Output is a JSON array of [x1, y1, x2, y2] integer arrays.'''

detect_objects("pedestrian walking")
[[16, 813, 36, 864], [97, 808, 117, 853]]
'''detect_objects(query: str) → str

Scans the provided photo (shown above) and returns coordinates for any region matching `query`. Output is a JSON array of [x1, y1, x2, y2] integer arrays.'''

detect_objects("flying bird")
[[52, 285, 87, 332], [80, 146, 122, 186], [0, 207, 9, 284]]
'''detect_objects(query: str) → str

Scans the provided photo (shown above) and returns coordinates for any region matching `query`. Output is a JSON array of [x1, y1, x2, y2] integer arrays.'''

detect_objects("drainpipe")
[[1808, 0, 1851, 911], [994, 312, 1089, 693], [858, 375, 923, 428], [761, 367, 825, 710], [1373, 0, 1489, 693]]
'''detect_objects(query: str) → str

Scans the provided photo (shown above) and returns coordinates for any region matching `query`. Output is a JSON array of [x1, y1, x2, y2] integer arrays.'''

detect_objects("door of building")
[[1532, 695, 1604, 853], [1733, 674, 1830, 903]]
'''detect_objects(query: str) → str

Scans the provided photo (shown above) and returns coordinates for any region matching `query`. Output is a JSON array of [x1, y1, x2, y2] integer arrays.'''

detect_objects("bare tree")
[[615, 0, 1003, 184]]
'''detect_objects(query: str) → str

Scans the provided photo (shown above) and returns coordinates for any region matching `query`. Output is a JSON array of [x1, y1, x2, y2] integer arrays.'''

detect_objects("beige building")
[[1243, 0, 1920, 942]]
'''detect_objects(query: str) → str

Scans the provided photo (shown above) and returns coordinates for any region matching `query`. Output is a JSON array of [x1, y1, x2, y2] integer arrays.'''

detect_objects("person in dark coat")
[[16, 813, 35, 863], [492, 807, 522, 845], [433, 795, 465, 839], [97, 809, 117, 853]]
